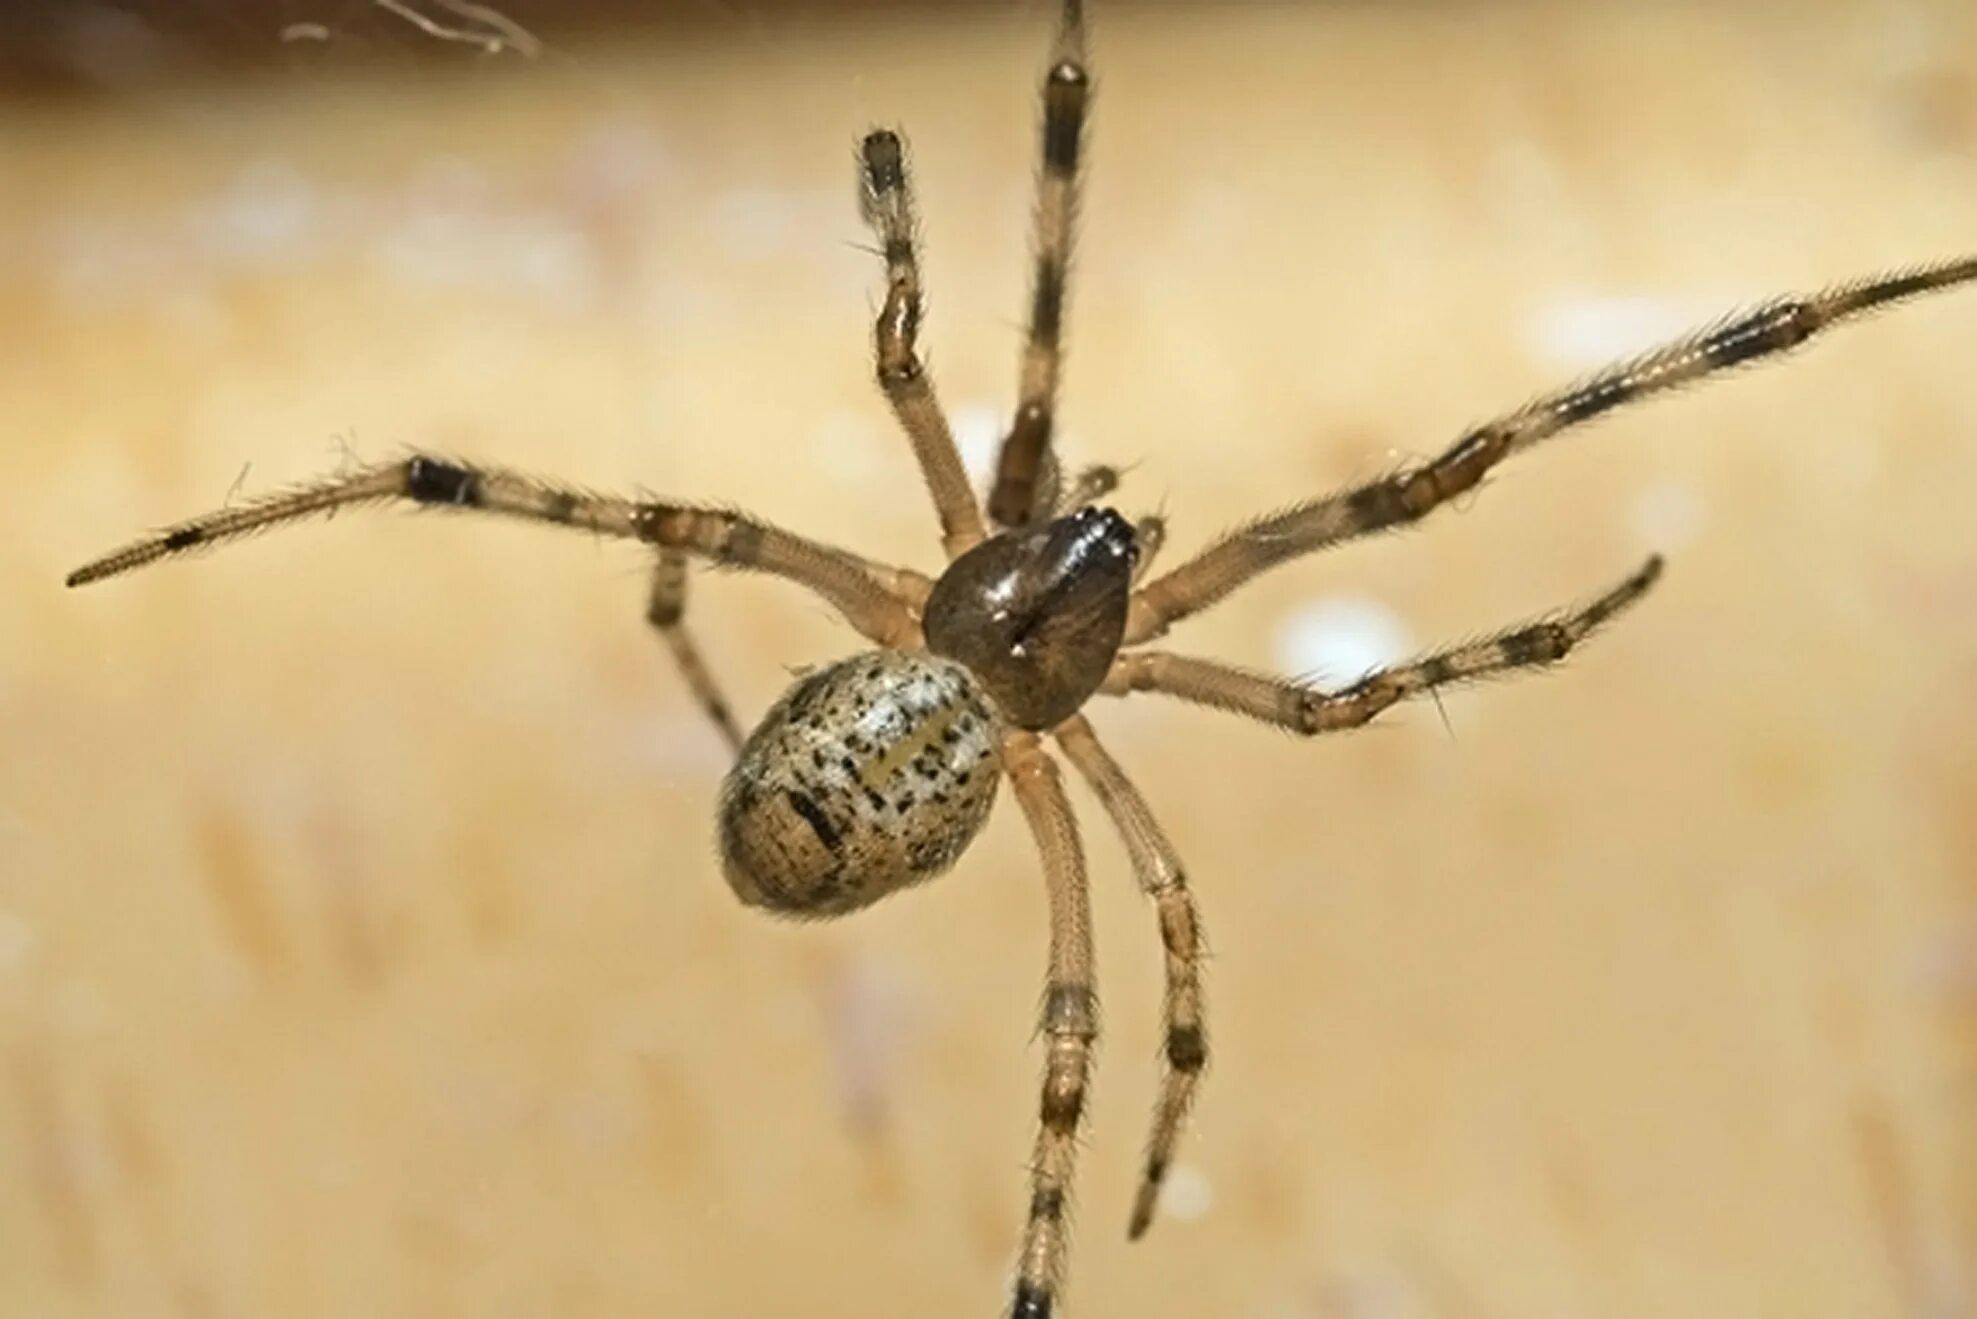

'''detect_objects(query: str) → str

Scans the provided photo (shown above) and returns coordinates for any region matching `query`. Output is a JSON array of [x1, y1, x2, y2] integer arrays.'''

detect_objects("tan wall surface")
[[5, 3, 1976, 1316]]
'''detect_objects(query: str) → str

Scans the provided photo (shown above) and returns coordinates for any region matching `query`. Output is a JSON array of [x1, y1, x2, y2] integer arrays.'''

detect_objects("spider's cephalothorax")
[[924, 505, 1137, 729], [63, 1, 1976, 1313]]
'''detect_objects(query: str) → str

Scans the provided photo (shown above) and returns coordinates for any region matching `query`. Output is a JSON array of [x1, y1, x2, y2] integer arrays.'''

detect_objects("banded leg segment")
[[646, 550, 743, 755], [859, 130, 986, 559], [1126, 257, 1977, 643], [1001, 730, 1098, 1319], [989, 0, 1090, 529], [67, 454, 921, 647], [1053, 715, 1206, 1242], [1108, 556, 1663, 734]]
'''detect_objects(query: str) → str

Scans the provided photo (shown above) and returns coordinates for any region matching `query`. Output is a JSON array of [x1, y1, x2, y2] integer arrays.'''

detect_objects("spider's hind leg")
[[646, 549, 744, 755], [1002, 729, 1099, 1319], [1054, 715, 1206, 1244]]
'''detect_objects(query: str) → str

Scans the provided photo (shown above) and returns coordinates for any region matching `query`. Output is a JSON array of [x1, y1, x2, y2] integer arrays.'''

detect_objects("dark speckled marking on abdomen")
[[716, 650, 1002, 919]]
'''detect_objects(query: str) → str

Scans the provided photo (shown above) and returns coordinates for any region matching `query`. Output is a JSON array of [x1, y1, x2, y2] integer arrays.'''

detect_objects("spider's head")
[[923, 506, 1136, 730]]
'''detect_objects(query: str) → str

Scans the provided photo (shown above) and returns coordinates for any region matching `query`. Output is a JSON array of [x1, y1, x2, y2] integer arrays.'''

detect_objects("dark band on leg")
[[405, 456, 481, 506]]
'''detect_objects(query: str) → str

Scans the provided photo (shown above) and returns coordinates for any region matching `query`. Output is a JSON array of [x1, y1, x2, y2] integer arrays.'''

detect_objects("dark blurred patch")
[[0, 0, 1012, 98]]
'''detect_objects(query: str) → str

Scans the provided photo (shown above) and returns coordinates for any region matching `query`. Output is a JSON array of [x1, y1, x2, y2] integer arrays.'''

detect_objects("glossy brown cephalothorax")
[[924, 506, 1137, 730], [63, 2, 1977, 1314]]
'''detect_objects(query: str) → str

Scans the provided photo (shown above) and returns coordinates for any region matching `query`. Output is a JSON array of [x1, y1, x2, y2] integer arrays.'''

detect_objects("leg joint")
[[1042, 982, 1097, 1038], [859, 129, 906, 193], [1013, 1279, 1055, 1319], [1166, 1023, 1208, 1073], [405, 456, 481, 507], [1502, 622, 1571, 667], [1039, 1079, 1085, 1132]]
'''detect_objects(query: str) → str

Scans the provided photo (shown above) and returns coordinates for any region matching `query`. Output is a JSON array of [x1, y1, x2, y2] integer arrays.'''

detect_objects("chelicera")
[[65, 1, 1977, 1313]]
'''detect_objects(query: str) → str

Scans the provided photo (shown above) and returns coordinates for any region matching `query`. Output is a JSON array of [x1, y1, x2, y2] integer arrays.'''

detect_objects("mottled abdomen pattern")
[[718, 651, 1002, 918]]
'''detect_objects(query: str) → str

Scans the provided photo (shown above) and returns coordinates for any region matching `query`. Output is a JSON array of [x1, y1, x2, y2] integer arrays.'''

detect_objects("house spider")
[[64, 2, 1977, 1315]]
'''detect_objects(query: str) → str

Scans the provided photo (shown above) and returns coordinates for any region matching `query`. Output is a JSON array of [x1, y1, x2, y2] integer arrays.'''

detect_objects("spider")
[[64, 3, 1977, 1316]]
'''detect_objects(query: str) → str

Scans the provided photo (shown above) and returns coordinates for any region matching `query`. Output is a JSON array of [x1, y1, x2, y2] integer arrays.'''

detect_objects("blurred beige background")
[[5, 2, 1977, 1316]]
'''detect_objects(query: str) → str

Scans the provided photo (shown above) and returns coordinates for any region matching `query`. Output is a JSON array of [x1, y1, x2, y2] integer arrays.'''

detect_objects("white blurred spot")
[[1631, 481, 1706, 551], [377, 156, 596, 305], [376, 211, 595, 307], [1162, 1163, 1213, 1223], [950, 401, 1005, 488], [568, 124, 673, 199], [1310, 1269, 1419, 1319], [1274, 596, 1413, 687], [1530, 296, 1695, 372], [192, 159, 318, 265], [512, 225, 595, 302]]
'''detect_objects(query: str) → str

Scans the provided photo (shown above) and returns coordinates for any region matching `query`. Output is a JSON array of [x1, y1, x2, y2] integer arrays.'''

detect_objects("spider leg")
[[1125, 256, 1977, 643], [859, 130, 987, 559], [1053, 715, 1206, 1243], [1001, 729, 1098, 1319], [1058, 463, 1120, 512], [989, 0, 1090, 529], [1131, 515, 1165, 583], [646, 550, 744, 755], [1106, 555, 1663, 733], [67, 453, 921, 648]]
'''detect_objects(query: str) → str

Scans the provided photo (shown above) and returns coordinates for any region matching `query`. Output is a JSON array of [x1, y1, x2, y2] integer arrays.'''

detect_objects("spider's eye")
[[924, 508, 1136, 729]]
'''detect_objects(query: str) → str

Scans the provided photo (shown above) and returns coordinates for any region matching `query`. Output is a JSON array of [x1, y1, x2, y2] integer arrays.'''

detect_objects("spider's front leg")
[[990, 0, 1090, 529], [859, 129, 986, 559], [1126, 256, 1977, 644], [66, 453, 923, 649], [1106, 555, 1663, 733]]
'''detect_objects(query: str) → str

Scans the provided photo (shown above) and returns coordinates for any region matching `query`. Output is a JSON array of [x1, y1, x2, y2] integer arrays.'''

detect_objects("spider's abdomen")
[[718, 651, 1001, 918]]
